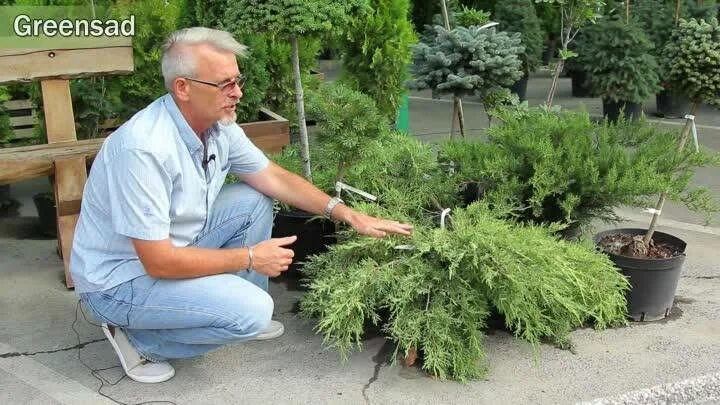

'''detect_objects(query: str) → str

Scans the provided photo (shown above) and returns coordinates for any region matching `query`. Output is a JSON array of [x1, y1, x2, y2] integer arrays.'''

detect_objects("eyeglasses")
[[184, 75, 246, 93]]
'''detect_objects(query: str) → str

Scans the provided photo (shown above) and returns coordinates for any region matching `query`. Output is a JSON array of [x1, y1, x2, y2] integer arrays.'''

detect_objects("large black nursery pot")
[[594, 228, 686, 322], [272, 209, 336, 273], [33, 192, 57, 237], [603, 99, 643, 123], [655, 88, 691, 119], [568, 69, 592, 98], [509, 73, 529, 102]]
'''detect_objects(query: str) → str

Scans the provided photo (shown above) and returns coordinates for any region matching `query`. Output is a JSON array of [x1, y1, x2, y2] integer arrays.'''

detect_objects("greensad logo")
[[0, 6, 135, 48], [13, 15, 135, 38]]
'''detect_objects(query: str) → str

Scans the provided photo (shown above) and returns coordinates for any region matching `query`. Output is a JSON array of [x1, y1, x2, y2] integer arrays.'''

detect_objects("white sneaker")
[[251, 320, 285, 341], [101, 323, 175, 383]]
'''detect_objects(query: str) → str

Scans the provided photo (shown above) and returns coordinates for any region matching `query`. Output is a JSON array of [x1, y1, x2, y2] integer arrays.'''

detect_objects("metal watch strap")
[[324, 196, 345, 219]]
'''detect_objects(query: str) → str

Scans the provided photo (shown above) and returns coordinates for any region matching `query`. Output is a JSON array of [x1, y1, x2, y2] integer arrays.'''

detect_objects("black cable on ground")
[[72, 300, 177, 405]]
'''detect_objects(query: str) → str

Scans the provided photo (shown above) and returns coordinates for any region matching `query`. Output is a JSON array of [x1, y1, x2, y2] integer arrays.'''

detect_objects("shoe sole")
[[101, 324, 175, 384]]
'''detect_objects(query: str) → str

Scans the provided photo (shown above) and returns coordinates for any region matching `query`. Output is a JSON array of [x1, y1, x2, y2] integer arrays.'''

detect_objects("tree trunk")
[[457, 97, 466, 138], [450, 99, 458, 138], [643, 102, 699, 246], [440, 0, 466, 139], [546, 59, 565, 106], [291, 36, 312, 180]]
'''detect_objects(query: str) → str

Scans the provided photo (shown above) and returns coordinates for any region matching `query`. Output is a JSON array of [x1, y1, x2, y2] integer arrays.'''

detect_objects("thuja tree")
[[409, 24, 523, 136], [229, 0, 366, 180], [639, 17, 720, 248], [534, 0, 605, 105], [300, 201, 629, 381], [340, 0, 416, 121]]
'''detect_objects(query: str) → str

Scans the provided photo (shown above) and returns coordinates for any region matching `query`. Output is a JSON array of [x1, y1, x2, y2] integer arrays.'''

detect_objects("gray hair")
[[161, 27, 248, 91]]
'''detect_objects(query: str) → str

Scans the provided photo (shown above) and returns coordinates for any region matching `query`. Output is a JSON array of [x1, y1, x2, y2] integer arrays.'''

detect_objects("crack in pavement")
[[0, 338, 105, 358], [362, 340, 394, 404]]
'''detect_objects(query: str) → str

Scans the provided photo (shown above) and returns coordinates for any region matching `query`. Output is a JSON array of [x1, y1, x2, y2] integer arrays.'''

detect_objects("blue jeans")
[[80, 183, 275, 361]]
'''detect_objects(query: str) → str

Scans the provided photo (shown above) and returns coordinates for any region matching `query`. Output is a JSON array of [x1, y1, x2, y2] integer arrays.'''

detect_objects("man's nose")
[[229, 82, 243, 99]]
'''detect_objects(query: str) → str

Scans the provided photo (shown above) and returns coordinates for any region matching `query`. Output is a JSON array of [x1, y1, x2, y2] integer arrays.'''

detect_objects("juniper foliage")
[[300, 201, 629, 381], [440, 107, 720, 226]]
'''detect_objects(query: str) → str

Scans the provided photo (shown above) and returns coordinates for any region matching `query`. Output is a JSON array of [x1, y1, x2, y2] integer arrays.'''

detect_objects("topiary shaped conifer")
[[227, 0, 367, 180], [306, 83, 388, 185], [409, 24, 523, 126]]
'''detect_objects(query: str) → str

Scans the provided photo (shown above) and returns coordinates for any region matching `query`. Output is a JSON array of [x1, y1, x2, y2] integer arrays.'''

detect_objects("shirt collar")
[[163, 94, 219, 154]]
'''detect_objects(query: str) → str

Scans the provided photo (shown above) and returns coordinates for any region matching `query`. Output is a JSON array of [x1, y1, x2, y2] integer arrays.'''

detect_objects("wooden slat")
[[2, 99, 33, 110], [240, 109, 290, 154], [0, 42, 133, 84], [41, 80, 76, 143], [9, 128, 35, 140], [0, 138, 104, 185], [10, 115, 37, 127], [56, 214, 79, 288]]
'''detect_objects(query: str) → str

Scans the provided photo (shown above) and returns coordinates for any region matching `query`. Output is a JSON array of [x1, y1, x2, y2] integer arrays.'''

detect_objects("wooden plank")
[[248, 133, 289, 154], [10, 115, 36, 127], [0, 43, 133, 84], [2, 99, 33, 110], [56, 214, 79, 288], [0, 138, 104, 185], [41, 80, 77, 143], [53, 158, 86, 216], [9, 128, 35, 140]]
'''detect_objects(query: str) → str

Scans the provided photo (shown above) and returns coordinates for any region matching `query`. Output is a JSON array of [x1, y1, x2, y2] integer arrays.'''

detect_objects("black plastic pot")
[[542, 38, 558, 65], [33, 192, 57, 237], [602, 99, 643, 122], [655, 88, 691, 119], [272, 209, 336, 273], [594, 228, 686, 322], [509, 73, 529, 102], [569, 69, 592, 98]]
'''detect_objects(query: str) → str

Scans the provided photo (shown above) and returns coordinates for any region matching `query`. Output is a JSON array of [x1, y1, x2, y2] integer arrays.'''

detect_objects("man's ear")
[[173, 78, 191, 102]]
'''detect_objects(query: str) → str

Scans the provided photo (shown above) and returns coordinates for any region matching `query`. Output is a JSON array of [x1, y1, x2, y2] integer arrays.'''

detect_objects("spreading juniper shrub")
[[300, 201, 629, 381]]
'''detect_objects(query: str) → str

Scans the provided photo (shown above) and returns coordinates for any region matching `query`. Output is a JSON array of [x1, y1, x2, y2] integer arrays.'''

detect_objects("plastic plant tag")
[[335, 181, 377, 201]]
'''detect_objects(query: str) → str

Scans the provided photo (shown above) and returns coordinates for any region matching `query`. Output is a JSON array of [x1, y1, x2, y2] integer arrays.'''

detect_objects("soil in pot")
[[595, 228, 686, 322]]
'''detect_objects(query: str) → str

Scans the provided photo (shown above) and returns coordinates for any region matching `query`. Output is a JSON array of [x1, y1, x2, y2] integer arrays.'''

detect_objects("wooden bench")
[[0, 41, 135, 288]]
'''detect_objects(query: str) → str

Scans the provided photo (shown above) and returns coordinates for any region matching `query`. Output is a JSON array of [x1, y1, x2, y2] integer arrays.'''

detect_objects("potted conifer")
[[494, 0, 544, 102], [271, 83, 389, 274], [595, 18, 720, 321], [577, 17, 661, 121], [409, 23, 523, 137]]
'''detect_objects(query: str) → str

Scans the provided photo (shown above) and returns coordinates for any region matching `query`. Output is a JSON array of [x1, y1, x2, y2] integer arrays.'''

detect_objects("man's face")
[[183, 44, 243, 126]]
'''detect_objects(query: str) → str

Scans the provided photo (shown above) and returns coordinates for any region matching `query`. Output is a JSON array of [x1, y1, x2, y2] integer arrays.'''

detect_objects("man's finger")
[[273, 236, 297, 246]]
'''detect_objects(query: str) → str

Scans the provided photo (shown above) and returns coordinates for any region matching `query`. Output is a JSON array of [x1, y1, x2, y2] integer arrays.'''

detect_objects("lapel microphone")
[[202, 154, 216, 167]]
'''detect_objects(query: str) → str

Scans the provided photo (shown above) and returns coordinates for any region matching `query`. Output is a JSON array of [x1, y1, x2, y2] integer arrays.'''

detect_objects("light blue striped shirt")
[[70, 94, 269, 293]]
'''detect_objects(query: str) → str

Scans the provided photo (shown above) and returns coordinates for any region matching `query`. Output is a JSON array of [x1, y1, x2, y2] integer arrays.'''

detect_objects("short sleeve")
[[225, 123, 270, 174], [106, 149, 172, 240]]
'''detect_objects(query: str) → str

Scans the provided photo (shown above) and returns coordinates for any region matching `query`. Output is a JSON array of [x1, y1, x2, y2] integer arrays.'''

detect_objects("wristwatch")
[[324, 196, 345, 219]]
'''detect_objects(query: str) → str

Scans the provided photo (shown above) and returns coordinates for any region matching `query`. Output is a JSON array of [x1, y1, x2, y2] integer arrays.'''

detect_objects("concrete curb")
[[580, 372, 720, 405]]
